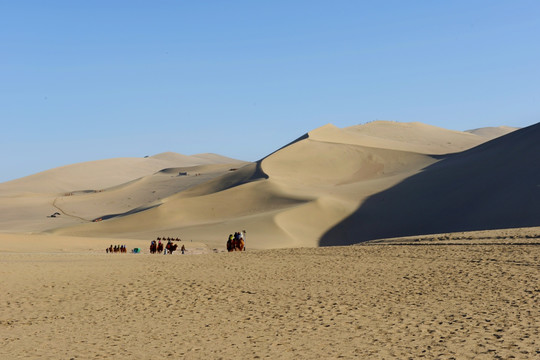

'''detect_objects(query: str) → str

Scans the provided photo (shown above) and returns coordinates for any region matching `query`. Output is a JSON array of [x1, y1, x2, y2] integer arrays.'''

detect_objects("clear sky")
[[1, 1, 539, 182]]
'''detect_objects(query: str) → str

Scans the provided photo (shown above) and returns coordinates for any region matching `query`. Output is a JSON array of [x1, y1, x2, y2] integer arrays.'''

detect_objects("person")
[[241, 230, 246, 251], [235, 232, 241, 251], [237, 232, 244, 251], [227, 234, 234, 252], [181, 244, 186, 254]]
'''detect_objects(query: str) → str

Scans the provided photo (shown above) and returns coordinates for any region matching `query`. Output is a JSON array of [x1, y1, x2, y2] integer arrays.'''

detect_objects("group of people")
[[150, 237, 186, 255], [106, 245, 128, 253], [105, 232, 246, 254], [227, 230, 246, 252]]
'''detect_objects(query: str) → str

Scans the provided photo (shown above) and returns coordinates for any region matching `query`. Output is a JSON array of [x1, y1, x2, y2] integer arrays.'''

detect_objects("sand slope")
[[322, 122, 540, 245], [0, 152, 245, 194], [1, 230, 538, 359], [0, 153, 248, 234], [1, 121, 530, 249], [47, 125, 437, 248], [341, 121, 504, 154], [40, 121, 526, 250], [466, 125, 519, 139]]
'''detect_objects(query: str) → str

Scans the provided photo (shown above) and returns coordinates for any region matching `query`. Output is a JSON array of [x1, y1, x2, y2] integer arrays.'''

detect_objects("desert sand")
[[1, 121, 539, 358], [1, 230, 539, 359]]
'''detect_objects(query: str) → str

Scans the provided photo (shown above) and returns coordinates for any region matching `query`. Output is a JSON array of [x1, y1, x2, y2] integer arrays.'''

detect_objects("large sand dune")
[[0, 154, 248, 234], [0, 152, 246, 195], [0, 121, 530, 249], [40, 121, 526, 248], [321, 122, 540, 245]]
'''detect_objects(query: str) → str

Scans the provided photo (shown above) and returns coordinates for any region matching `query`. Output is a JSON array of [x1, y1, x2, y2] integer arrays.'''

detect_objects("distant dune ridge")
[[0, 152, 246, 195], [0, 121, 536, 249]]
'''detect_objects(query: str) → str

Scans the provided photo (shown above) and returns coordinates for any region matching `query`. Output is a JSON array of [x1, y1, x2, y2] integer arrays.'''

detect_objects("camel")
[[165, 242, 178, 254]]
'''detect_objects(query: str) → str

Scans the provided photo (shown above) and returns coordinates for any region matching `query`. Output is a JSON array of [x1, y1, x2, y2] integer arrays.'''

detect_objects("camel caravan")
[[106, 245, 128, 253], [106, 244, 142, 253], [105, 232, 246, 254], [104, 237, 187, 255], [227, 230, 246, 252], [150, 237, 186, 255]]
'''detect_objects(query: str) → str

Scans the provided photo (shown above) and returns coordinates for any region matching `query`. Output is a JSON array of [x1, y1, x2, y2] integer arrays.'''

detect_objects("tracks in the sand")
[[52, 197, 91, 222]]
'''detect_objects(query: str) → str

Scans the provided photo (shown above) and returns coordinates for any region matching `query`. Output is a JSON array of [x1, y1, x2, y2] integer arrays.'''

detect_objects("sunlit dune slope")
[[149, 151, 245, 164], [51, 163, 246, 222], [0, 152, 245, 194], [466, 126, 519, 139], [0, 153, 248, 233], [341, 121, 515, 154]]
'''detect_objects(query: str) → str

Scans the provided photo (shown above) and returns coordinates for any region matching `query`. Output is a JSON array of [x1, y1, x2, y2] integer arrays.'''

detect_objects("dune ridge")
[[0, 153, 250, 234]]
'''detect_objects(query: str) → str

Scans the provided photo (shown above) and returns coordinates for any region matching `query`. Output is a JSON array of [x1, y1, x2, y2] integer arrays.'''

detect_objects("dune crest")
[[465, 125, 519, 139], [0, 152, 245, 195]]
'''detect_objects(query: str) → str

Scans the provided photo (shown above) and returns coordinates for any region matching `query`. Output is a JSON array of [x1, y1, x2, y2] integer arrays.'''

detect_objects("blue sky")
[[1, 1, 539, 182]]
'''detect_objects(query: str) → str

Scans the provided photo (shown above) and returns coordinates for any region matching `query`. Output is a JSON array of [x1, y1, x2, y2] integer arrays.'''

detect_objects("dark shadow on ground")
[[93, 204, 162, 222], [320, 122, 540, 246]]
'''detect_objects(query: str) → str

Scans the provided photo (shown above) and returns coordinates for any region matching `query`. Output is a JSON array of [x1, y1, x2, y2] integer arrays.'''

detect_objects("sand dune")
[[321, 122, 540, 245], [466, 125, 519, 139], [32, 121, 529, 251], [341, 121, 514, 154], [48, 138, 437, 248], [0, 121, 530, 250], [0, 152, 245, 195], [0, 153, 249, 234], [149, 151, 245, 164], [0, 157, 173, 195]]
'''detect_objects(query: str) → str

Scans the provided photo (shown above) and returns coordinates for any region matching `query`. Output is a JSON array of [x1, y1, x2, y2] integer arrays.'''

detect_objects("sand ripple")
[[1, 245, 538, 359]]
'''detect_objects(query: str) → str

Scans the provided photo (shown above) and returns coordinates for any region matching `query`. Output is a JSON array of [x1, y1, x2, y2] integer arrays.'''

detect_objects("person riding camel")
[[237, 235, 244, 251], [227, 234, 234, 252]]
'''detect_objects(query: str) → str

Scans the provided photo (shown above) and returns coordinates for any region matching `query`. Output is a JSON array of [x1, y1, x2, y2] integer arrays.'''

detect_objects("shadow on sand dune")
[[320, 122, 540, 246], [93, 204, 162, 222]]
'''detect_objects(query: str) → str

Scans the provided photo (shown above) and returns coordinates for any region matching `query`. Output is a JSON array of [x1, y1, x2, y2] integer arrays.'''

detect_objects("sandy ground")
[[1, 122, 538, 358], [1, 231, 538, 359]]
